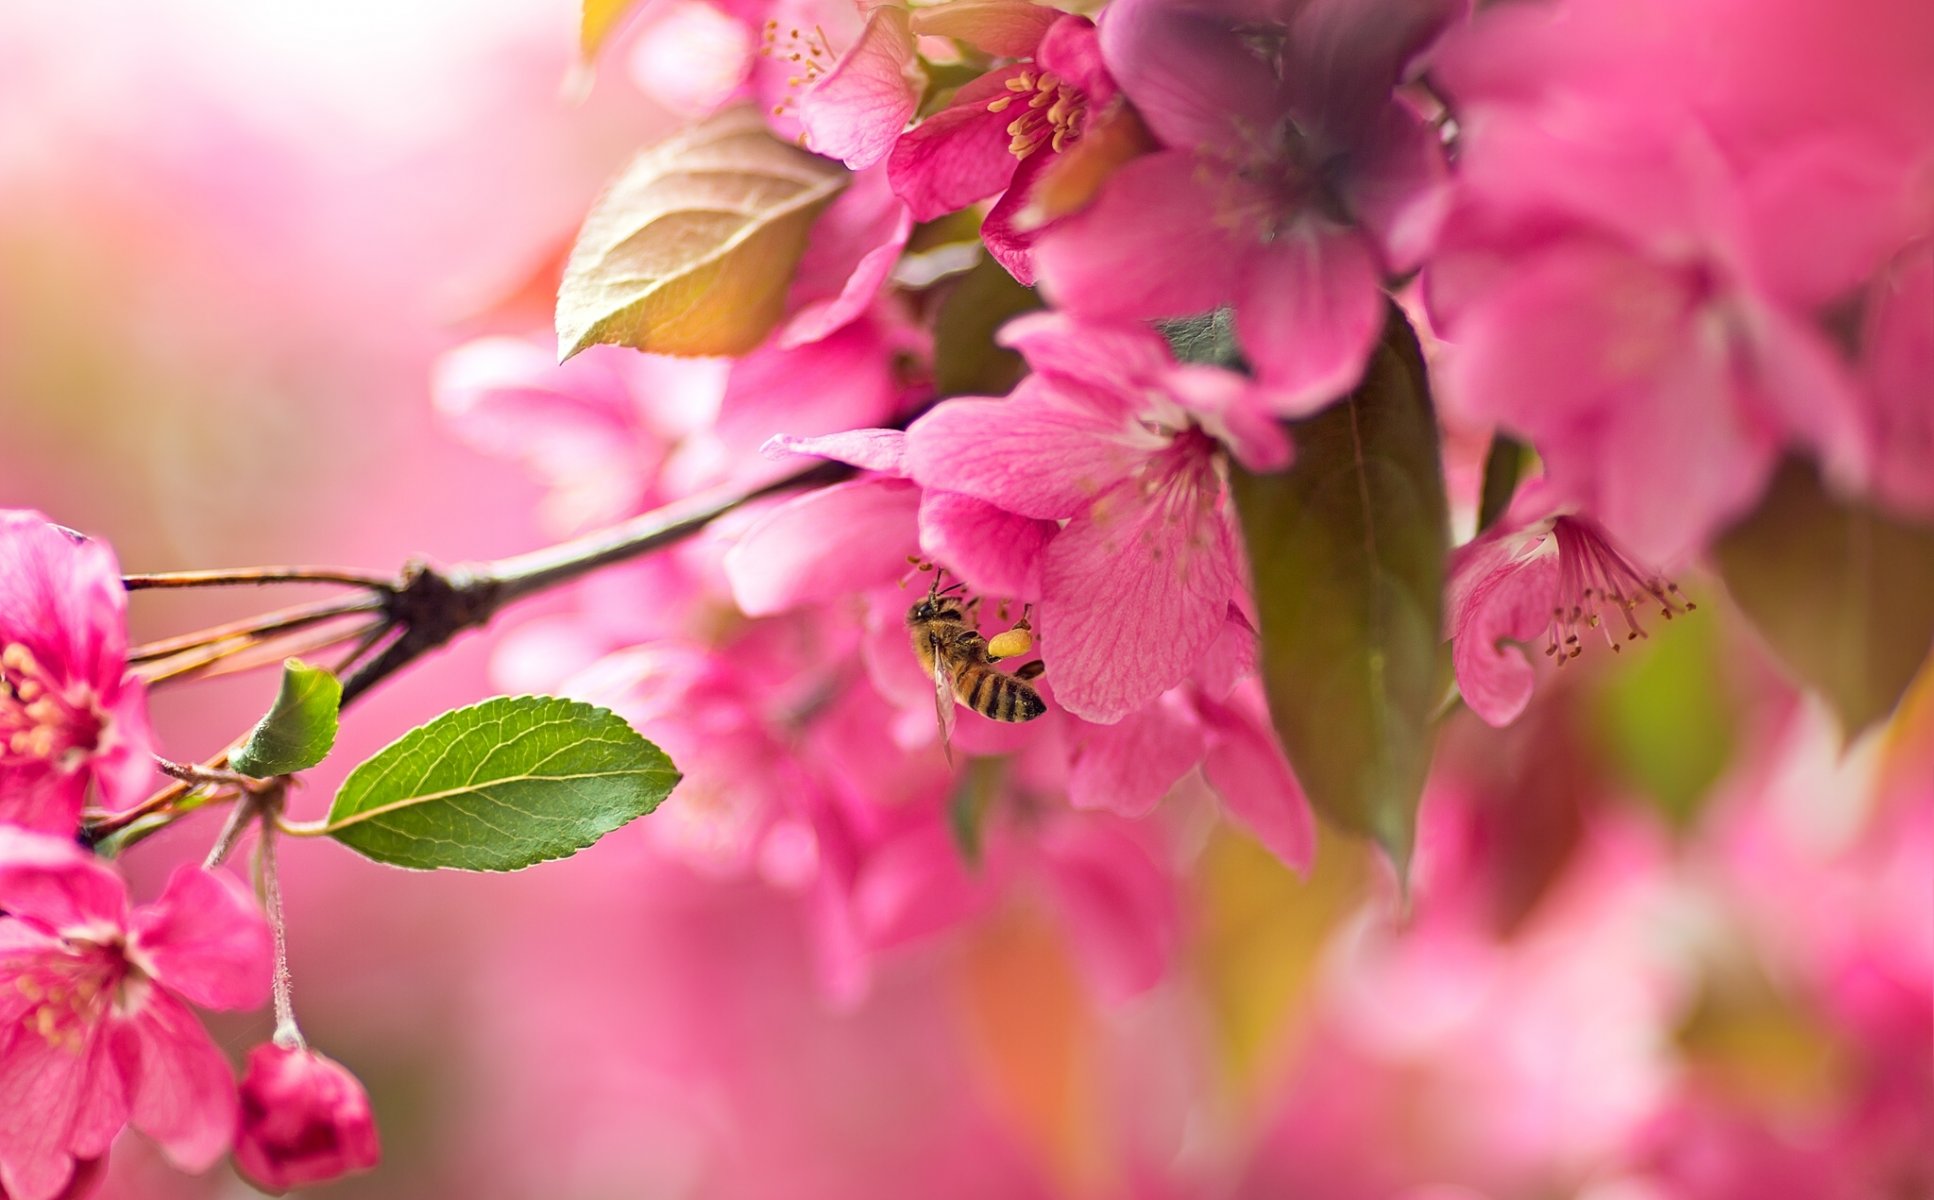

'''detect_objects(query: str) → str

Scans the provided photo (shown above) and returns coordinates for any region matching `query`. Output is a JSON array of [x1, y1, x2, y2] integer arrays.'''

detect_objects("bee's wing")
[[929, 633, 957, 766]]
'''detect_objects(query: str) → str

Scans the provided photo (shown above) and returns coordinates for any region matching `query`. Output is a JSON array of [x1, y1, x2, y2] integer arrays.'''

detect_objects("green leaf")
[[1475, 432, 1528, 534], [323, 696, 679, 871], [230, 658, 342, 778], [1713, 458, 1934, 737], [557, 108, 849, 361], [931, 252, 1042, 397], [1231, 306, 1451, 873], [1157, 308, 1241, 371]]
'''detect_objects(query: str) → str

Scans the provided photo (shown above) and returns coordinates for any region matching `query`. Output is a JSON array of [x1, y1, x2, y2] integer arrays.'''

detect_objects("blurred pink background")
[[3, 3, 1928, 1198]]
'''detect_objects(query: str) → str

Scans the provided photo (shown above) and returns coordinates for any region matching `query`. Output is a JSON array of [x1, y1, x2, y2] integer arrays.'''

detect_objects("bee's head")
[[907, 597, 962, 625]]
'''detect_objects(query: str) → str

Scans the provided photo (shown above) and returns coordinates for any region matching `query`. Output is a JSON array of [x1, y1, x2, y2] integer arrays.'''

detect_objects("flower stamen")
[[1, 641, 104, 771], [986, 68, 1087, 160], [1541, 517, 1694, 666]]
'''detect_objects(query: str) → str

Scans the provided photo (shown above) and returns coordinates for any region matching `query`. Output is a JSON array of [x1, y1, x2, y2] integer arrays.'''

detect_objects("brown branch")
[[123, 566, 395, 591]]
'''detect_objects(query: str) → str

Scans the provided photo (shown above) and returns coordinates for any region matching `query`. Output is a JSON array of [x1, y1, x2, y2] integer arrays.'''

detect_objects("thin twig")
[[123, 566, 395, 591], [129, 593, 387, 664]]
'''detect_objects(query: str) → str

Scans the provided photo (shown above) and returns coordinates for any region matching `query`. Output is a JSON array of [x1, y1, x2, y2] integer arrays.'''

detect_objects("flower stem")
[[257, 816, 304, 1049]]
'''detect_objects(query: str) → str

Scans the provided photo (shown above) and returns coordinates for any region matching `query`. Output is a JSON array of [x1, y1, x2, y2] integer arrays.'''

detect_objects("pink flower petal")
[[762, 428, 909, 475], [917, 490, 1056, 600], [1098, 0, 1280, 155], [906, 379, 1149, 520], [1035, 14, 1115, 107], [886, 67, 1029, 220], [89, 685, 158, 816], [998, 311, 1174, 393], [1234, 221, 1386, 414], [779, 167, 914, 346], [723, 479, 921, 616], [1446, 533, 1561, 727], [1033, 151, 1250, 321], [799, 6, 921, 170], [1347, 100, 1453, 274], [1865, 246, 1934, 517], [1198, 683, 1317, 871], [120, 991, 240, 1172], [431, 339, 658, 530], [0, 829, 128, 936], [1066, 690, 1205, 817], [852, 824, 999, 948], [716, 321, 902, 458], [909, 0, 1059, 58], [1040, 482, 1239, 723], [128, 867, 271, 1013], [1285, 0, 1467, 135], [0, 1014, 122, 1200], [1036, 818, 1178, 1002], [0, 512, 129, 697]]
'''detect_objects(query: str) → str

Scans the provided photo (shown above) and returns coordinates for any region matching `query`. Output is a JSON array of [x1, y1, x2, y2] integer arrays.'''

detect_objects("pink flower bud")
[[234, 1045, 381, 1193]]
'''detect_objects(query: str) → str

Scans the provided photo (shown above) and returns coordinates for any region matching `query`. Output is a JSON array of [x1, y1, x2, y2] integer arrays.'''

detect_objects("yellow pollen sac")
[[988, 627, 1034, 660], [985, 69, 1087, 161]]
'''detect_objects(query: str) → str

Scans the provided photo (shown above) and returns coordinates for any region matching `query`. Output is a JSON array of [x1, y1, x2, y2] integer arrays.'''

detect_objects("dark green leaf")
[[1714, 458, 1934, 737], [1231, 305, 1450, 873], [231, 658, 341, 778], [323, 696, 679, 871], [1476, 433, 1528, 534], [557, 108, 849, 360], [1158, 308, 1242, 371], [932, 252, 1042, 397]]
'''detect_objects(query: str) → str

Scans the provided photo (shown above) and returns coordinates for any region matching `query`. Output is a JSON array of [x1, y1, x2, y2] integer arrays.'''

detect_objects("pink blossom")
[[1446, 485, 1692, 728], [233, 1044, 381, 1193], [886, 11, 1118, 283], [905, 314, 1281, 723], [0, 512, 154, 835], [1034, 0, 1461, 410], [1425, 0, 1932, 561], [0, 830, 270, 1200]]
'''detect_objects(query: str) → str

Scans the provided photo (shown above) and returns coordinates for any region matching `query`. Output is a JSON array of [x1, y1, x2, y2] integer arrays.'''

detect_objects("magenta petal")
[[0, 1016, 122, 1200], [1035, 14, 1115, 107], [998, 311, 1174, 394], [799, 6, 920, 170], [1285, 0, 1468, 135], [0, 829, 128, 935], [121, 992, 239, 1172], [1865, 246, 1934, 517], [1347, 100, 1452, 274], [1446, 534, 1560, 727], [906, 381, 1147, 520], [0, 511, 129, 696], [762, 428, 909, 475], [0, 770, 87, 838], [1040, 485, 1239, 723], [1198, 683, 1316, 871], [1066, 690, 1205, 817], [886, 68, 1028, 221], [979, 167, 1042, 286], [852, 824, 998, 949], [778, 167, 914, 346], [917, 490, 1056, 599], [1033, 151, 1250, 321], [90, 685, 158, 815], [1036, 819, 1177, 1002], [1234, 221, 1386, 414], [1099, 0, 1279, 154], [723, 479, 920, 616], [128, 867, 271, 1012]]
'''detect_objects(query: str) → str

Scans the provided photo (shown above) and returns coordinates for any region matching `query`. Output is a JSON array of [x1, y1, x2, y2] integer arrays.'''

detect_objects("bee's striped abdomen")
[[957, 668, 1046, 723]]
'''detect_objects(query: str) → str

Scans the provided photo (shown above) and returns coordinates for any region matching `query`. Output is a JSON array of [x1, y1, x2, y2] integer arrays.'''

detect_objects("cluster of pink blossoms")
[[0, 514, 379, 1200], [456, 0, 1934, 1002]]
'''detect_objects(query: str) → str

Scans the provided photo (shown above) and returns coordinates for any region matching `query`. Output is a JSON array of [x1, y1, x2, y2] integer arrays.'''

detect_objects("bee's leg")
[[953, 629, 992, 663], [1015, 660, 1046, 681], [964, 595, 983, 626]]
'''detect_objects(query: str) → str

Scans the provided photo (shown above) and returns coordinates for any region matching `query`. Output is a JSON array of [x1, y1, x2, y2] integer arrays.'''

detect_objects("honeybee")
[[906, 575, 1046, 761]]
